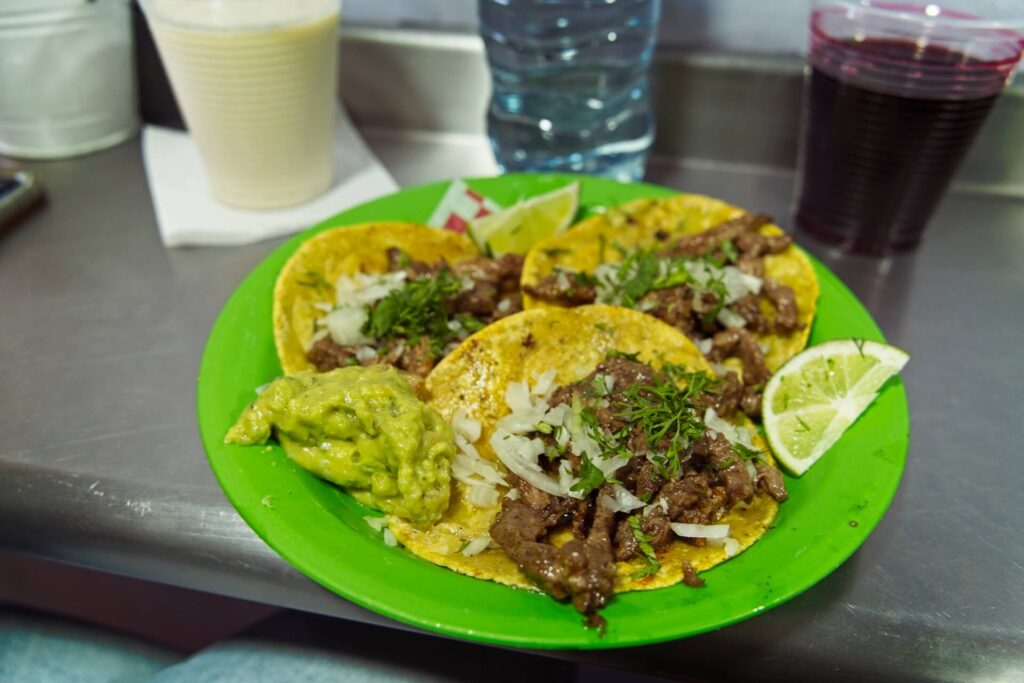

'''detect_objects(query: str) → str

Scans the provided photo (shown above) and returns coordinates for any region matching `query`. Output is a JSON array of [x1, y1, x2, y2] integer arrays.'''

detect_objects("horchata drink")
[[142, 0, 340, 209]]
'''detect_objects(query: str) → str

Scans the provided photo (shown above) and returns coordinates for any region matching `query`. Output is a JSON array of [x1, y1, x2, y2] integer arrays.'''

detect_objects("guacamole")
[[226, 365, 455, 525]]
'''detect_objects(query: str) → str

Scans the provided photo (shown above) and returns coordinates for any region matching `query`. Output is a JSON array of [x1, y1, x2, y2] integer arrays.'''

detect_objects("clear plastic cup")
[[139, 0, 340, 210], [793, 1, 1024, 254]]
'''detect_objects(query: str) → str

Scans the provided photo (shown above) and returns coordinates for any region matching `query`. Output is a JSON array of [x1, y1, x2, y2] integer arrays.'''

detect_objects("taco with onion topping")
[[274, 222, 525, 377], [520, 194, 819, 416], [389, 306, 788, 627]]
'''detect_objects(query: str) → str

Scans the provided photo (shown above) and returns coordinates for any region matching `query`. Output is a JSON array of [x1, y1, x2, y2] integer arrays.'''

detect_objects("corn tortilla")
[[273, 222, 481, 375], [389, 305, 781, 594]]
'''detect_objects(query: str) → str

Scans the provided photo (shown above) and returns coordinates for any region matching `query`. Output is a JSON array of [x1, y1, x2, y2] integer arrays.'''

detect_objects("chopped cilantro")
[[730, 442, 767, 464], [605, 349, 641, 362], [543, 247, 572, 258], [602, 248, 661, 306], [720, 240, 739, 264], [710, 456, 737, 471], [572, 270, 599, 287], [614, 366, 715, 478], [455, 314, 485, 335], [627, 515, 661, 579], [392, 249, 412, 269], [569, 454, 606, 496], [295, 270, 335, 295], [361, 269, 462, 352], [593, 322, 613, 333]]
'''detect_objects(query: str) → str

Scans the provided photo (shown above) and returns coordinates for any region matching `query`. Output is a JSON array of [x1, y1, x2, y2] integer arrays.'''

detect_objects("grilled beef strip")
[[306, 252, 524, 375], [706, 328, 771, 416], [657, 213, 773, 258], [490, 487, 617, 618]]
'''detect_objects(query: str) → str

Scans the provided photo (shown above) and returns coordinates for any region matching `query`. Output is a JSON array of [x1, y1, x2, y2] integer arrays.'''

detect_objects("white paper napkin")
[[142, 108, 398, 247]]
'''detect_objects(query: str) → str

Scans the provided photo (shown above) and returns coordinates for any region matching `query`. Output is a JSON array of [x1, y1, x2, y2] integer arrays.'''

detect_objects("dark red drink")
[[795, 5, 1024, 254]]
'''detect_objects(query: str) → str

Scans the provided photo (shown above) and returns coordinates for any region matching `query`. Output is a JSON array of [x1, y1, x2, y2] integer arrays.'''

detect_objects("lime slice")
[[762, 340, 909, 476], [469, 182, 579, 255]]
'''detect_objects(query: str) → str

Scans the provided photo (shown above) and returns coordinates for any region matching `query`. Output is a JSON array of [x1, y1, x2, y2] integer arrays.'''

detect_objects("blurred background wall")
[[341, 0, 811, 54]]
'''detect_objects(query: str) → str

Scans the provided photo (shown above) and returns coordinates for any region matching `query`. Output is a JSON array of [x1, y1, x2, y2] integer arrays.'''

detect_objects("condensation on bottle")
[[479, 0, 662, 182]]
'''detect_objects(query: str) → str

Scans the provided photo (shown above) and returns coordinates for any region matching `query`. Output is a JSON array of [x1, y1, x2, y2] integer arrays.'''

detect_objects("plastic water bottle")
[[479, 0, 662, 182]]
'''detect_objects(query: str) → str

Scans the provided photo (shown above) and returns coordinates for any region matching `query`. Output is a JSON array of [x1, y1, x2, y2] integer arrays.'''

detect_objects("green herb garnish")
[[455, 314, 485, 335], [614, 365, 715, 478], [628, 514, 661, 579], [730, 442, 767, 464], [720, 240, 739, 264], [295, 270, 335, 295], [569, 454, 607, 496], [362, 269, 462, 351], [605, 349, 641, 362]]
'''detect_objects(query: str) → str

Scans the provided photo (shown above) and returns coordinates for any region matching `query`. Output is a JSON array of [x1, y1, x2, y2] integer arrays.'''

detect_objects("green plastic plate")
[[197, 174, 909, 649]]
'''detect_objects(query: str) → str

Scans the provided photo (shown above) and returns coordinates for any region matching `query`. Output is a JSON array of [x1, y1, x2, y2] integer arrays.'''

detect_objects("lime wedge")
[[469, 182, 579, 255], [762, 340, 909, 476]]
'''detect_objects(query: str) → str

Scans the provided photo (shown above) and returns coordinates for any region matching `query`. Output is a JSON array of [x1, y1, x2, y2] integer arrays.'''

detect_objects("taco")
[[274, 222, 525, 377], [389, 306, 788, 626], [520, 194, 819, 416]]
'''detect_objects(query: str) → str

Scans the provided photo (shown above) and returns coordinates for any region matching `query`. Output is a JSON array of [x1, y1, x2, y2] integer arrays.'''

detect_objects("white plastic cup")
[[140, 0, 341, 210]]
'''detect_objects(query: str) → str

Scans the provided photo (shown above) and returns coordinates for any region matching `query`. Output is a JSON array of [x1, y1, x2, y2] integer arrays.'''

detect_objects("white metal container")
[[0, 0, 139, 159]]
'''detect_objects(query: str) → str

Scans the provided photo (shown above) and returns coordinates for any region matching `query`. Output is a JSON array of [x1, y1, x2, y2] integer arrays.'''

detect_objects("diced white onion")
[[643, 496, 669, 517], [505, 488, 521, 500], [334, 271, 406, 307], [382, 528, 398, 547], [363, 516, 387, 532], [497, 298, 512, 313], [670, 522, 731, 539], [531, 369, 557, 398], [325, 306, 372, 346], [461, 534, 492, 557], [721, 267, 762, 303], [449, 409, 506, 507], [716, 306, 747, 330], [704, 407, 758, 449], [489, 429, 564, 496], [467, 484, 499, 508], [452, 450, 507, 487], [708, 536, 742, 557], [745, 460, 758, 480], [557, 459, 576, 494], [711, 363, 732, 377], [504, 381, 532, 414], [599, 484, 646, 513], [354, 346, 378, 363], [696, 338, 713, 355], [451, 409, 482, 443]]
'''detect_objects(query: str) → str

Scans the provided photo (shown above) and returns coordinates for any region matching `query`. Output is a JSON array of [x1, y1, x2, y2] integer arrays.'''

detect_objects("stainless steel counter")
[[2, 26, 1023, 683]]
